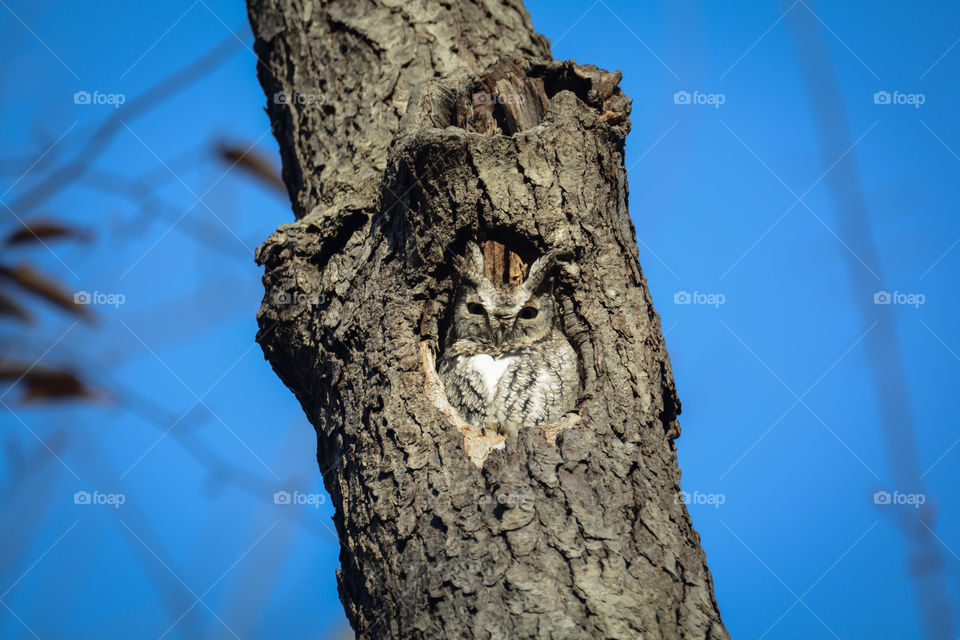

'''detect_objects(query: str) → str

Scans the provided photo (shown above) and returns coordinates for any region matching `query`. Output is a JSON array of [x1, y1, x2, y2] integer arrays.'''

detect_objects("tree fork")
[[247, 1, 728, 637]]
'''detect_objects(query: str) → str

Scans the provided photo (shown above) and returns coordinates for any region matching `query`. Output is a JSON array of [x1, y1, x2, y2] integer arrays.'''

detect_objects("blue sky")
[[1, 1, 958, 638]]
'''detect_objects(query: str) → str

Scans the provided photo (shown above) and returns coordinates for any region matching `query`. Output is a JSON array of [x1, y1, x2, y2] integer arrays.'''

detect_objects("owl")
[[438, 242, 579, 438]]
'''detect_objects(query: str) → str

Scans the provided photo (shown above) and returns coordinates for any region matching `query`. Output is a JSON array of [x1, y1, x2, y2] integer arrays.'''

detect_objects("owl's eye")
[[467, 302, 485, 316], [518, 306, 539, 320]]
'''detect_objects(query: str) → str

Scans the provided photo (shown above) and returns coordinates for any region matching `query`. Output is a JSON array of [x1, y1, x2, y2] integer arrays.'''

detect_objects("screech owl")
[[438, 242, 579, 438]]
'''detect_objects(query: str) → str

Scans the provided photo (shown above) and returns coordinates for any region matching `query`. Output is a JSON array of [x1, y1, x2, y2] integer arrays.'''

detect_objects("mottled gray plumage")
[[438, 242, 579, 437]]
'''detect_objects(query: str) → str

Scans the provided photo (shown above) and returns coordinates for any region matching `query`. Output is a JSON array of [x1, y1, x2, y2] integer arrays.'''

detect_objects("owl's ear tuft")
[[456, 241, 486, 286], [523, 250, 557, 293], [465, 242, 484, 271]]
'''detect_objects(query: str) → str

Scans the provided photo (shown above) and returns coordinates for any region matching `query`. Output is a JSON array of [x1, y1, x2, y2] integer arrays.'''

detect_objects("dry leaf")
[[216, 143, 286, 194], [6, 220, 90, 245], [0, 291, 31, 322], [0, 264, 91, 319], [0, 364, 95, 402]]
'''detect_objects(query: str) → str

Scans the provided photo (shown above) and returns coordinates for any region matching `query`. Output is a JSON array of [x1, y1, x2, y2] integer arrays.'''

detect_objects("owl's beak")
[[493, 319, 510, 346]]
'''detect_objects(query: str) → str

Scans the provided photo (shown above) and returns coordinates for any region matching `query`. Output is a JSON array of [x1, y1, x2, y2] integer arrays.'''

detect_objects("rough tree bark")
[[246, 1, 728, 638]]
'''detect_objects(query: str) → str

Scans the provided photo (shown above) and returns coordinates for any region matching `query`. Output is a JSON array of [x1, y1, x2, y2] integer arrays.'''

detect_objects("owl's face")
[[449, 243, 557, 349]]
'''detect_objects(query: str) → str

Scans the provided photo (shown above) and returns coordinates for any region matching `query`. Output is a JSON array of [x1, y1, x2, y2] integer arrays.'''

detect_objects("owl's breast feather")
[[465, 353, 515, 400]]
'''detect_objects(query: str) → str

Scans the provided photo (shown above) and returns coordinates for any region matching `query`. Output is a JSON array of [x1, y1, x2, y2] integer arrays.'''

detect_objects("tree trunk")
[[246, 1, 728, 638]]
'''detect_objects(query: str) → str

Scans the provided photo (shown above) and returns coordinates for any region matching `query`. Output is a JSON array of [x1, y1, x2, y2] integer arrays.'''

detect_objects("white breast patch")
[[467, 354, 514, 400]]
